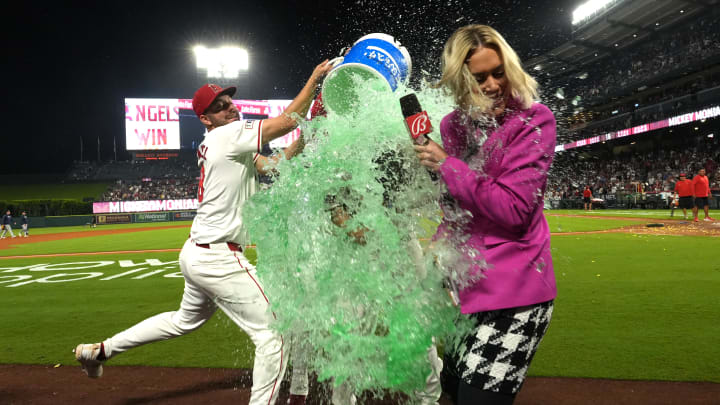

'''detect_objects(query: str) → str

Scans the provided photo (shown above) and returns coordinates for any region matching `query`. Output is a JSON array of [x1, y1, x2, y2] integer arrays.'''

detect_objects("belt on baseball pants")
[[190, 239, 243, 252]]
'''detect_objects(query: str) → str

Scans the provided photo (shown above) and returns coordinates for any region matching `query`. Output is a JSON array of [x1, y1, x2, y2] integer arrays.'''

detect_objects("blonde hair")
[[438, 25, 538, 111]]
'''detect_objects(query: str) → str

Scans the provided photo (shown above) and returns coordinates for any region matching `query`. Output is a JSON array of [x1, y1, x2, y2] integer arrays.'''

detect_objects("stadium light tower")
[[194, 45, 249, 79], [572, 0, 619, 26]]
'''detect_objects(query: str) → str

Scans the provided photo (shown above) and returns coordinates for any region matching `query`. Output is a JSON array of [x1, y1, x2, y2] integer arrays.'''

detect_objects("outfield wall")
[[19, 211, 197, 228]]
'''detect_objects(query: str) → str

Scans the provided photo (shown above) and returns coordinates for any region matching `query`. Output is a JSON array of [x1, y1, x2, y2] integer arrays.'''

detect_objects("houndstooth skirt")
[[444, 300, 554, 395]]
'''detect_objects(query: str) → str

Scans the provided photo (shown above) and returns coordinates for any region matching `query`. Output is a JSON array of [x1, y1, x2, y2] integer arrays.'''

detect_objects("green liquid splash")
[[244, 73, 467, 400]]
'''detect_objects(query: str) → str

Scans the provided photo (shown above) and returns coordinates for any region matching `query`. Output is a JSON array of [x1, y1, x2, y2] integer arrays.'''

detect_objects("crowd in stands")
[[568, 74, 720, 132], [65, 157, 199, 201], [569, 11, 720, 106], [66, 159, 196, 182], [548, 134, 720, 204], [101, 178, 197, 201]]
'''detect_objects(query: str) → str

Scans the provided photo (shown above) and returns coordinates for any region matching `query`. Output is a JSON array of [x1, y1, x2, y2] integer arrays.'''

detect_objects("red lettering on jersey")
[[198, 164, 206, 203], [197, 145, 208, 160], [197, 145, 208, 202]]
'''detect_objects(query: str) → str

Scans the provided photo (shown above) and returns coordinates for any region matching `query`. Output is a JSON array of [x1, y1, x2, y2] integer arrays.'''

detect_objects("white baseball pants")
[[328, 343, 442, 405], [103, 239, 287, 405]]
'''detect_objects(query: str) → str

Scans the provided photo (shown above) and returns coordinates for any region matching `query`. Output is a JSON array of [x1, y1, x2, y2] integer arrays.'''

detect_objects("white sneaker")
[[74, 343, 105, 378]]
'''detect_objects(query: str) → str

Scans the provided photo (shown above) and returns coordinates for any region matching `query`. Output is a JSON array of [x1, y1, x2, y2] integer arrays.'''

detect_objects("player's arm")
[[260, 60, 332, 145], [254, 136, 306, 175]]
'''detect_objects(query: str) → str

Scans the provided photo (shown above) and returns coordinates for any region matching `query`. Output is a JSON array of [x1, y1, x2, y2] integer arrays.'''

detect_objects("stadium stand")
[[534, 0, 720, 209], [65, 155, 199, 202]]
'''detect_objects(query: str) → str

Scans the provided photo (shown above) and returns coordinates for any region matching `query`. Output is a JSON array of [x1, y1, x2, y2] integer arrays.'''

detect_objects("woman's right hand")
[[414, 139, 449, 172]]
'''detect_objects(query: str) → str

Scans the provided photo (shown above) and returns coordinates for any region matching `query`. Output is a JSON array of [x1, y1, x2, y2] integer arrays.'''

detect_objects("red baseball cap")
[[192, 84, 236, 117], [679, 173, 686, 177]]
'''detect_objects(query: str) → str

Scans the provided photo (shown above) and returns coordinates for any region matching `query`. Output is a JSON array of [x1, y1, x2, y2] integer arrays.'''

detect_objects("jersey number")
[[198, 165, 206, 203], [197, 145, 208, 203]]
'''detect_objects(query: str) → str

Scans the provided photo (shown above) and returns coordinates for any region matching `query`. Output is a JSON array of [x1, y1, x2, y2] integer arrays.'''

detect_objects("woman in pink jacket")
[[414, 25, 557, 405]]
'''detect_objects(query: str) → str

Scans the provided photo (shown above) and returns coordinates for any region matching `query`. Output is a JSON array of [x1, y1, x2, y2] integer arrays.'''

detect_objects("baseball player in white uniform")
[[75, 60, 332, 405]]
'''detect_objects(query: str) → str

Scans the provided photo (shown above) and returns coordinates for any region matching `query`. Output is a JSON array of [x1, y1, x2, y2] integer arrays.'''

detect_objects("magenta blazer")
[[436, 101, 557, 314]]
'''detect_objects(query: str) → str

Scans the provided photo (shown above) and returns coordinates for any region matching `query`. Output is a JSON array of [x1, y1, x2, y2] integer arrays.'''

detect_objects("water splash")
[[243, 75, 475, 399]]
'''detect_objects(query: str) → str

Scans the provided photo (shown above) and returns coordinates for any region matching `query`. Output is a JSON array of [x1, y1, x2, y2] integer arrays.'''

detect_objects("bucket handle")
[[329, 57, 344, 67]]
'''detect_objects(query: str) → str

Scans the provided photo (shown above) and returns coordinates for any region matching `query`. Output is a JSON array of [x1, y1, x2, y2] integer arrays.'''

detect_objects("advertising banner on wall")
[[134, 212, 171, 223], [172, 211, 197, 221], [97, 214, 132, 224], [556, 104, 720, 152], [93, 199, 199, 214]]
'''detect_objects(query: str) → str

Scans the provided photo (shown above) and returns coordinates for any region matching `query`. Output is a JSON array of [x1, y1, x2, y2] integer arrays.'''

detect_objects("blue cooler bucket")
[[322, 33, 412, 115]]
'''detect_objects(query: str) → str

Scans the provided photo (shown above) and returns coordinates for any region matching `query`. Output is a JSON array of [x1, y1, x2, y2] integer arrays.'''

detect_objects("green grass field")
[[548, 208, 693, 220], [1, 211, 718, 383]]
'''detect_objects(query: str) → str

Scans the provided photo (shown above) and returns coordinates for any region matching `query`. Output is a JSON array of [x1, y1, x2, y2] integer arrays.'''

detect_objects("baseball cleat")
[[74, 343, 105, 378], [704, 217, 714, 221], [693, 218, 699, 222]]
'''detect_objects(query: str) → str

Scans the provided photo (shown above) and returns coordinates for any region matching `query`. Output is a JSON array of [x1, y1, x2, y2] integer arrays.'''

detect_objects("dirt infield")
[[1, 364, 717, 404]]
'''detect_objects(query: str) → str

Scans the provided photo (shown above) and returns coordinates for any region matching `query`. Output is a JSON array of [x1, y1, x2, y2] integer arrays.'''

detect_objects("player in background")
[[1, 210, 15, 239], [74, 60, 332, 405], [20, 211, 29, 237], [582, 186, 592, 211], [669, 191, 678, 217], [673, 173, 694, 220], [692, 168, 714, 222]]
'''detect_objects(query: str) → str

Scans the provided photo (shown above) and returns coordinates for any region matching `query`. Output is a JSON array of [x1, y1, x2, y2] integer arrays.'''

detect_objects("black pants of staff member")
[[442, 373, 516, 405]]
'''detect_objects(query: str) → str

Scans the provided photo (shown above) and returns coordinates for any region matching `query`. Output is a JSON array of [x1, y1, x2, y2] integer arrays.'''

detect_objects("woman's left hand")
[[414, 139, 448, 172]]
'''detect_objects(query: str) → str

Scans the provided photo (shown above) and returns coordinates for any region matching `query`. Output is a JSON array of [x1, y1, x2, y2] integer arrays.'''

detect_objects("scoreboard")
[[125, 98, 309, 154]]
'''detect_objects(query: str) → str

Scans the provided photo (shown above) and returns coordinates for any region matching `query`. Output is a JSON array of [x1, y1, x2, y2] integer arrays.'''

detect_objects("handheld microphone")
[[400, 93, 432, 145], [400, 93, 439, 181]]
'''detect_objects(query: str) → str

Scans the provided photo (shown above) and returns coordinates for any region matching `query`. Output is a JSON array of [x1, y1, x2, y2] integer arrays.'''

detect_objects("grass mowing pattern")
[[0, 226, 191, 257], [548, 209, 693, 220], [25, 221, 189, 236], [0, 252, 254, 369], [1, 215, 718, 382], [530, 233, 720, 382], [545, 215, 647, 233]]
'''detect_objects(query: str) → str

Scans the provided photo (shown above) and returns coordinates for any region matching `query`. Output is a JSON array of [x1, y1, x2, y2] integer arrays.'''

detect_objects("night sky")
[[2, 0, 577, 175]]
